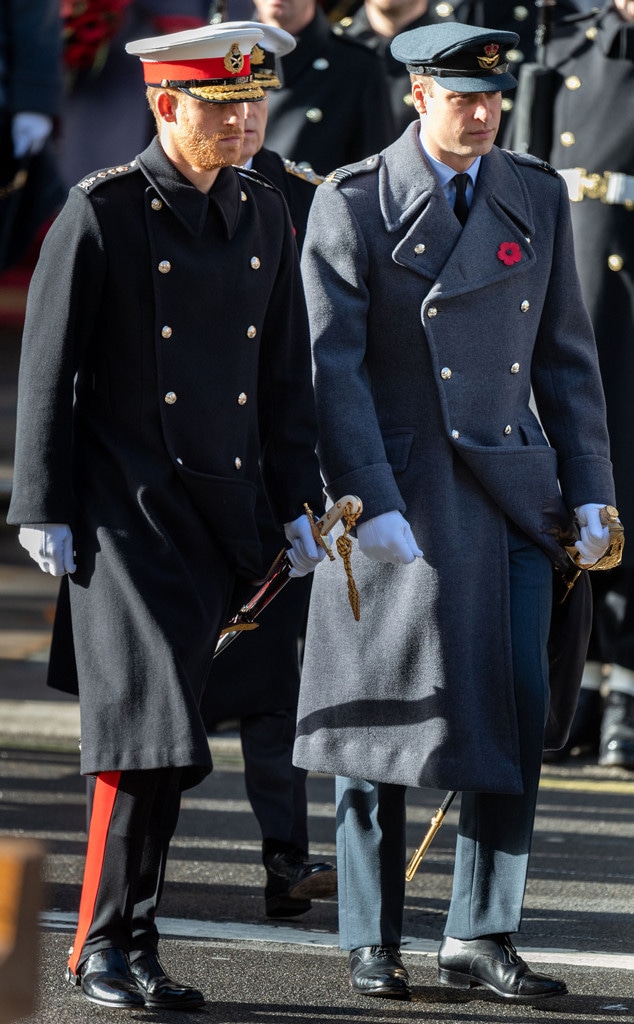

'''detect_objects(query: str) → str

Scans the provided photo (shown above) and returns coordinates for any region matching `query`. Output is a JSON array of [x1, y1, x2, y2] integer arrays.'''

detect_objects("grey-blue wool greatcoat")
[[293, 123, 616, 796]]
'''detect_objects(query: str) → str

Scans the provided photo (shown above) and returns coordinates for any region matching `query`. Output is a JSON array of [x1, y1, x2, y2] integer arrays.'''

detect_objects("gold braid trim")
[[188, 81, 264, 102]]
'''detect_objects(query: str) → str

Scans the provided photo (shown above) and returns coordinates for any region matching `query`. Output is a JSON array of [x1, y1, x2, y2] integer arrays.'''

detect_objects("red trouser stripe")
[[67, 771, 121, 975]]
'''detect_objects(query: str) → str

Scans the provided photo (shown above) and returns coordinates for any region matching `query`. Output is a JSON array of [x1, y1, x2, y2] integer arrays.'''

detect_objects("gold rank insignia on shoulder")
[[282, 159, 325, 185]]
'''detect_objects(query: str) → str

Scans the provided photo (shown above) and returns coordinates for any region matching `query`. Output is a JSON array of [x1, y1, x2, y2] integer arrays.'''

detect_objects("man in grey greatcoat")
[[8, 23, 327, 1011], [293, 22, 618, 1004]]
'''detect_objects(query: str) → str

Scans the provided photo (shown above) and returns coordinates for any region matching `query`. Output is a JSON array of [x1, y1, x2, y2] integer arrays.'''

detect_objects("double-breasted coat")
[[7, 138, 323, 788], [540, 4, 634, 562], [293, 123, 615, 796]]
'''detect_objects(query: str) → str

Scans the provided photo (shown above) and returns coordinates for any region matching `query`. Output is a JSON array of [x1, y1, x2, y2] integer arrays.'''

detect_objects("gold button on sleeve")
[[246, 325, 257, 338], [164, 392, 177, 405], [161, 326, 172, 339], [237, 392, 247, 405], [158, 260, 171, 274]]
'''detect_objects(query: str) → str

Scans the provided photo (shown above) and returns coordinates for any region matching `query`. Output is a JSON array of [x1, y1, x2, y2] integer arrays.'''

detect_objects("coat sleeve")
[[7, 188, 106, 525], [529, 174, 616, 509], [300, 181, 406, 521]]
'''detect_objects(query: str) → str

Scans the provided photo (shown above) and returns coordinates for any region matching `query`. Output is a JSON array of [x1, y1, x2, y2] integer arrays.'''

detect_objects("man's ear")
[[411, 80, 428, 117], [157, 90, 178, 123]]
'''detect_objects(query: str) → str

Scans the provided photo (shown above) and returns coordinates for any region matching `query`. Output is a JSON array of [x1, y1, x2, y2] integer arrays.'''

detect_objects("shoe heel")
[[438, 966, 473, 989], [65, 966, 80, 987]]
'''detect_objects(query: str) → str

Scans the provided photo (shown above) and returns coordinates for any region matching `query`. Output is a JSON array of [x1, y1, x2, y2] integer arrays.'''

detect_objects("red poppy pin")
[[497, 241, 522, 266]]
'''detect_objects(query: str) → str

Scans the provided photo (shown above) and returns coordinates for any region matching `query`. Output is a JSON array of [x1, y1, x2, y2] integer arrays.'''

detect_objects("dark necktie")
[[453, 173, 470, 226]]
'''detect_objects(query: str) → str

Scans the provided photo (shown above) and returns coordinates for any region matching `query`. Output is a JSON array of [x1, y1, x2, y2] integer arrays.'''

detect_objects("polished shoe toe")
[[129, 951, 205, 1008], [438, 935, 567, 1002], [67, 948, 145, 1008], [264, 849, 337, 918], [349, 945, 411, 1000]]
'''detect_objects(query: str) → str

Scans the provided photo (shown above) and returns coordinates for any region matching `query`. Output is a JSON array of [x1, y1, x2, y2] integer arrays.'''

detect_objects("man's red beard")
[[174, 116, 243, 170]]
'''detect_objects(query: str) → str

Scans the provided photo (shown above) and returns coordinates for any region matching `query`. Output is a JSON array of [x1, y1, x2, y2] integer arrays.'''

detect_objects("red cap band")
[[141, 55, 252, 83]]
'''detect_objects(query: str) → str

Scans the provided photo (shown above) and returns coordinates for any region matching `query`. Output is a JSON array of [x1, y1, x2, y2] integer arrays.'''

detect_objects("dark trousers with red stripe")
[[68, 766, 182, 976]]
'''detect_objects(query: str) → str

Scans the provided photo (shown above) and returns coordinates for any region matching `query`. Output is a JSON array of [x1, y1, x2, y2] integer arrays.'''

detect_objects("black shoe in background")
[[264, 847, 337, 918], [599, 691, 634, 768]]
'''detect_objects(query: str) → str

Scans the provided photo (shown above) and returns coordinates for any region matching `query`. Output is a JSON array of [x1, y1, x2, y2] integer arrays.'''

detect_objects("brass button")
[[161, 326, 172, 339], [502, 98, 514, 112], [560, 131, 575, 147], [313, 58, 329, 70], [435, 2, 454, 15], [608, 254, 623, 272], [586, 26, 598, 40], [414, 243, 426, 254], [506, 49, 522, 64], [520, 300, 530, 312], [441, 367, 452, 380], [241, 191, 247, 202], [504, 425, 512, 436], [237, 392, 247, 405], [250, 256, 261, 269], [247, 325, 257, 338], [164, 391, 177, 405], [513, 5, 529, 19], [451, 429, 460, 439], [306, 108, 323, 123], [510, 362, 520, 374], [403, 93, 414, 107], [565, 75, 581, 91], [234, 457, 242, 469], [151, 198, 163, 211], [158, 260, 171, 274], [427, 306, 438, 318]]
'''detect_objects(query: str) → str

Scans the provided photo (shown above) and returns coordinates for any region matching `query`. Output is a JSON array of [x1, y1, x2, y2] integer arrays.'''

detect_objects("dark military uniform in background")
[[200, 146, 325, 915], [513, 2, 634, 768], [264, 6, 395, 176]]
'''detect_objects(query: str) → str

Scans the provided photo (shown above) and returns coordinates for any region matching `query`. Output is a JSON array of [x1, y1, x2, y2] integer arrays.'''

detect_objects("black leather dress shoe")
[[129, 951, 205, 1008], [264, 850, 337, 918], [66, 948, 145, 1008], [599, 691, 634, 768], [348, 945, 411, 1000], [438, 935, 567, 1002]]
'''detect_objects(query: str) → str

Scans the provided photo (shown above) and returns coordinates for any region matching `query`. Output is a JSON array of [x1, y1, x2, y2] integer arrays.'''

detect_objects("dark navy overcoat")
[[8, 139, 323, 787], [294, 124, 615, 795]]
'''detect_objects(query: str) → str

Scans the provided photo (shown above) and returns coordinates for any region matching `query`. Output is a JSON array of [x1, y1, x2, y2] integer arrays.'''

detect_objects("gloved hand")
[[11, 112, 53, 158], [284, 514, 329, 578], [18, 524, 76, 576], [574, 503, 613, 566], [356, 510, 423, 564]]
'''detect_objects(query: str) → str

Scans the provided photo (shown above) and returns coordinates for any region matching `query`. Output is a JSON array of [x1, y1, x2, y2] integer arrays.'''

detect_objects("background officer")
[[513, 0, 634, 768], [201, 21, 337, 919]]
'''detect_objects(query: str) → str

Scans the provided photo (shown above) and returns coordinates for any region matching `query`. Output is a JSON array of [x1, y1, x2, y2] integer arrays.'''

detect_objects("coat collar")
[[136, 137, 243, 239], [381, 125, 537, 291]]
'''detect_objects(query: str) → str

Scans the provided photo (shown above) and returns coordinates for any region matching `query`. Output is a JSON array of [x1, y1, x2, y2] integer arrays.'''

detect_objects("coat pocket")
[[174, 463, 263, 578]]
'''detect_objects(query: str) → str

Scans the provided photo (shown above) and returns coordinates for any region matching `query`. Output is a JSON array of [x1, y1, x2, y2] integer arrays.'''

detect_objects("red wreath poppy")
[[497, 241, 522, 266]]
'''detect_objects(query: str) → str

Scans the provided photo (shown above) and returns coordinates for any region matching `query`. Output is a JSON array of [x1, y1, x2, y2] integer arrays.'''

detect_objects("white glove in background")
[[284, 514, 329, 578], [574, 503, 612, 566], [356, 510, 423, 564], [11, 112, 53, 157], [18, 524, 76, 576]]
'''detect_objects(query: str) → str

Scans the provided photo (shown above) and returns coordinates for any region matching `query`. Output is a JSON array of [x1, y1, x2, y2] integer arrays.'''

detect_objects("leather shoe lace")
[[349, 945, 411, 1000], [66, 948, 145, 1008], [438, 934, 567, 1002], [129, 951, 205, 1007], [264, 849, 337, 918]]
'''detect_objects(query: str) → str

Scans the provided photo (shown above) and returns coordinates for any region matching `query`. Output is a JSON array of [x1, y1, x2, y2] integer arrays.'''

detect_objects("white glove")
[[574, 504, 612, 566], [356, 510, 423, 564], [11, 112, 53, 157], [18, 524, 76, 576], [284, 514, 329, 578]]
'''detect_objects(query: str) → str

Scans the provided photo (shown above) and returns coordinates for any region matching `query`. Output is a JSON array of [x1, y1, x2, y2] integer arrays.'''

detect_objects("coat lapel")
[[384, 131, 537, 292]]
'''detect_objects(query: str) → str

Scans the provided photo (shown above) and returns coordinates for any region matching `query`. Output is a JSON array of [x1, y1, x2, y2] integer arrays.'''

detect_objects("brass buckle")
[[569, 168, 611, 203]]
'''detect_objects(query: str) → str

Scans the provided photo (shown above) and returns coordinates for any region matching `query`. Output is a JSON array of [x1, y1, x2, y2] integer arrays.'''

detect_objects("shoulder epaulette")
[[506, 151, 559, 177], [283, 159, 324, 186], [325, 152, 380, 184], [237, 166, 276, 190], [76, 160, 138, 192]]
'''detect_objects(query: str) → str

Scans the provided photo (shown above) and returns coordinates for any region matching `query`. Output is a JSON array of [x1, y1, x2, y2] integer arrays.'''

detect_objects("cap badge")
[[250, 43, 266, 66], [224, 43, 245, 75], [478, 43, 500, 70]]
